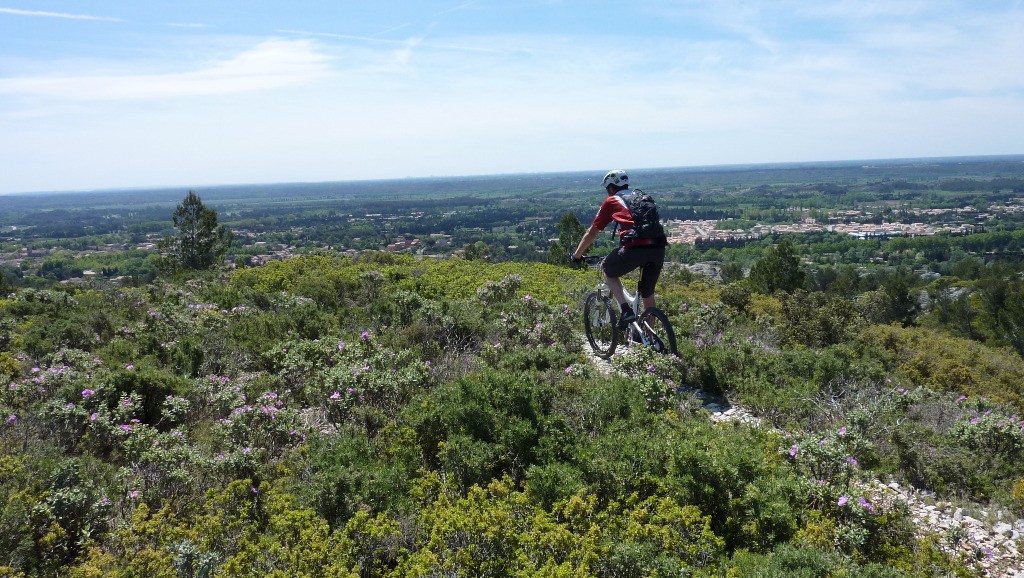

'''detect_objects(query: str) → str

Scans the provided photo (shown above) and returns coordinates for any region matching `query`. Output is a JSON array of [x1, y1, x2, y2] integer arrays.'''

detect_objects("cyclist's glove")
[[568, 253, 584, 264]]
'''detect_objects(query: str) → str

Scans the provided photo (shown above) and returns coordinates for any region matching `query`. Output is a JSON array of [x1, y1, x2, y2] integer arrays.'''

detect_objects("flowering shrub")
[[947, 403, 1024, 458], [610, 345, 686, 412]]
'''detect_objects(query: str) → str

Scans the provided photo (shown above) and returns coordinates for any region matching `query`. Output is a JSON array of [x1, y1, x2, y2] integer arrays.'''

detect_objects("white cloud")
[[0, 39, 332, 101]]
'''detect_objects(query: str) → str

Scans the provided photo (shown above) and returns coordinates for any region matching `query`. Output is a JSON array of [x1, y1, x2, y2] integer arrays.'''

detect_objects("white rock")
[[953, 508, 963, 521], [993, 522, 1014, 537]]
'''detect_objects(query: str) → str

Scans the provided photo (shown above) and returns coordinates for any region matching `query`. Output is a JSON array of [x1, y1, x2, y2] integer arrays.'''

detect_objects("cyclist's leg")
[[637, 246, 666, 311], [602, 248, 639, 323], [601, 248, 632, 307]]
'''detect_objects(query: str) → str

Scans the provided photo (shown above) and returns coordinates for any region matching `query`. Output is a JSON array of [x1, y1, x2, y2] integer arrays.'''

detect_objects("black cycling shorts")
[[602, 245, 665, 298]]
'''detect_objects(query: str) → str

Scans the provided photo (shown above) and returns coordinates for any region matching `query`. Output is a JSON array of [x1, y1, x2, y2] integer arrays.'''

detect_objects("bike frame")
[[594, 280, 657, 348]]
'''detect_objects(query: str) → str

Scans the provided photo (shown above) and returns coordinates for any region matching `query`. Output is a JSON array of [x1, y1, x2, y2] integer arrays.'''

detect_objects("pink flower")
[[90, 413, 98, 421], [338, 341, 345, 351], [330, 391, 341, 400], [124, 364, 134, 370], [128, 490, 139, 498], [837, 426, 847, 436]]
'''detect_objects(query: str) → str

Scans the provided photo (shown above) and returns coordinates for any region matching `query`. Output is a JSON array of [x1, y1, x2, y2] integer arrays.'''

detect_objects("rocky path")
[[583, 344, 1024, 577]]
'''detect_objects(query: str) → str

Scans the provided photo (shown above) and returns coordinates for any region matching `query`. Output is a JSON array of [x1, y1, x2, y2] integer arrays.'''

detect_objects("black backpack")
[[616, 189, 667, 245]]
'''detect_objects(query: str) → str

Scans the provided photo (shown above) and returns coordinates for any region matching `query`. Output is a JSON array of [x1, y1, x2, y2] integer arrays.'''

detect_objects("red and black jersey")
[[591, 195, 634, 241]]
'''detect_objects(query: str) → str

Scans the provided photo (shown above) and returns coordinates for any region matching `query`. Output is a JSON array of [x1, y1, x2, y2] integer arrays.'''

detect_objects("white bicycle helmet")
[[601, 169, 629, 189]]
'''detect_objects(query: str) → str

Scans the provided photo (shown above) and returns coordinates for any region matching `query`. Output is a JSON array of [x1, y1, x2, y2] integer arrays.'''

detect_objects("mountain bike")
[[579, 255, 677, 359]]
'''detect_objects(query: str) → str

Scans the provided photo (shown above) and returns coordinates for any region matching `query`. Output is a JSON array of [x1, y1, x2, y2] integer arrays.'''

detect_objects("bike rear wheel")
[[584, 292, 618, 359], [637, 307, 677, 356]]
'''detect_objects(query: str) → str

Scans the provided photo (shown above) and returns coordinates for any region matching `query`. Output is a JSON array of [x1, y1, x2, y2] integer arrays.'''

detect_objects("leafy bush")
[[860, 324, 1024, 409]]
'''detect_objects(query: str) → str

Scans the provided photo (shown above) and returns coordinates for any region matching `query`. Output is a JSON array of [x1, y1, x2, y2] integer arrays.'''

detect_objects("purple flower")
[[330, 391, 341, 400], [337, 340, 345, 351], [846, 456, 859, 467], [128, 490, 139, 498], [956, 395, 968, 403], [837, 426, 847, 436], [788, 445, 798, 458], [82, 388, 95, 398], [124, 364, 134, 370], [858, 497, 876, 513], [6, 414, 17, 424], [90, 413, 98, 421], [119, 424, 132, 431], [970, 418, 981, 425], [360, 331, 370, 340], [837, 495, 850, 507]]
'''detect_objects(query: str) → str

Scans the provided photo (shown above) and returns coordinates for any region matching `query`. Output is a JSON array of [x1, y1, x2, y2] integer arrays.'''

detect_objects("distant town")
[[3, 202, 1019, 281]]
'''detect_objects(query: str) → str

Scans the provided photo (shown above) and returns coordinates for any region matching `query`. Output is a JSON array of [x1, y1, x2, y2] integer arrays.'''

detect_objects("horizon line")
[[3, 153, 1023, 197]]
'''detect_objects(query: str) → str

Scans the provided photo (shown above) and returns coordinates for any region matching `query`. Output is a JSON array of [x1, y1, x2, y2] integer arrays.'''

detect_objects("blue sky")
[[1, 1, 1022, 194]]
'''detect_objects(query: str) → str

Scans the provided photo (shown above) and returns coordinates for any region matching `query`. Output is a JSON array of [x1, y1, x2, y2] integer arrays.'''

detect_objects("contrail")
[[0, 7, 122, 22]]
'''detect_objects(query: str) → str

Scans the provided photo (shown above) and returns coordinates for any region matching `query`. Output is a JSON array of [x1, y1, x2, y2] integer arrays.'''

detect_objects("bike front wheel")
[[637, 307, 677, 356], [584, 292, 618, 359]]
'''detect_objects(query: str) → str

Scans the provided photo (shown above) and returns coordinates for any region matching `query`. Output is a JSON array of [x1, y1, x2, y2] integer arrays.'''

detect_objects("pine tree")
[[158, 191, 232, 272], [748, 239, 805, 294], [548, 212, 585, 265]]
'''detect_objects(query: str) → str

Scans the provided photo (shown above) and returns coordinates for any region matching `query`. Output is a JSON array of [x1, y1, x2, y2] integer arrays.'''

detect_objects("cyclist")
[[571, 169, 667, 326]]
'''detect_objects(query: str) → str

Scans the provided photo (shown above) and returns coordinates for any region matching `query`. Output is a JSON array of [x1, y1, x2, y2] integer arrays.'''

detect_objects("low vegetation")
[[3, 248, 1023, 576]]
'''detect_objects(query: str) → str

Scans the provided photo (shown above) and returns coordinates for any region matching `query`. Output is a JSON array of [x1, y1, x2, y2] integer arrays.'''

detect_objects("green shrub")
[[404, 370, 547, 488]]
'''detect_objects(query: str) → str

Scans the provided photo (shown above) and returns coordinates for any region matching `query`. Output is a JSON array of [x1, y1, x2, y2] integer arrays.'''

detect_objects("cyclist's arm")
[[572, 225, 601, 260]]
